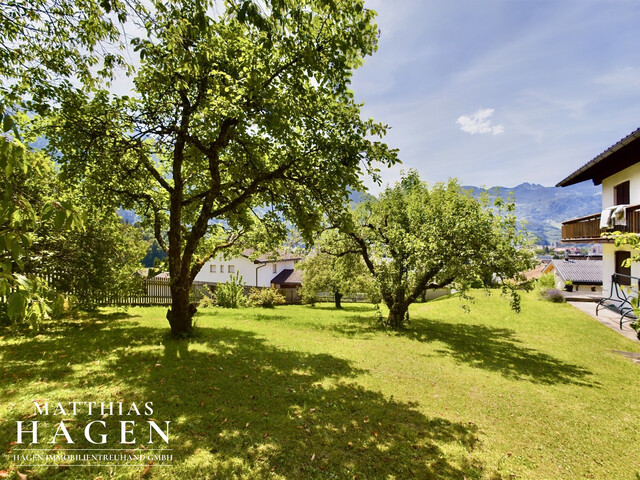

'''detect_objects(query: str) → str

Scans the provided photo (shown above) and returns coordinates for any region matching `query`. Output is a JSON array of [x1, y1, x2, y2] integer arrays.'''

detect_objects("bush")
[[542, 288, 565, 303], [301, 290, 318, 306], [249, 287, 286, 308], [215, 273, 247, 308], [198, 294, 216, 309], [537, 273, 556, 290]]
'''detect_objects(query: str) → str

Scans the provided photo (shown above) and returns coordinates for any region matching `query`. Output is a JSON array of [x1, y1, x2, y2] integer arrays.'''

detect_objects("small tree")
[[297, 230, 373, 308], [335, 171, 533, 329], [215, 273, 247, 309]]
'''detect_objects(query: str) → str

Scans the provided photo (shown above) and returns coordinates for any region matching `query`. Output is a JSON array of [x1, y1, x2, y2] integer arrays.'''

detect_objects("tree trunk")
[[387, 303, 408, 329], [166, 279, 197, 338], [334, 291, 343, 309]]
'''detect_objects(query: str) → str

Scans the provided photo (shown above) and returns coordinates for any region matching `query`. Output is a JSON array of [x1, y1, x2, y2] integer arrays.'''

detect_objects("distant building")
[[542, 259, 603, 293], [557, 127, 640, 294], [194, 249, 302, 288]]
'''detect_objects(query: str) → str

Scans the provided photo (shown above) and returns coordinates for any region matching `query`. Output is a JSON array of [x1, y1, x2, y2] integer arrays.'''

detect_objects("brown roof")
[[557, 127, 640, 187], [523, 262, 547, 281], [241, 249, 302, 263], [271, 269, 303, 286]]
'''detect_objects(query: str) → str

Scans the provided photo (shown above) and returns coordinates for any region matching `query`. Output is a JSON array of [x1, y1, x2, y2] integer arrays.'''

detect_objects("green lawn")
[[1, 292, 640, 479]]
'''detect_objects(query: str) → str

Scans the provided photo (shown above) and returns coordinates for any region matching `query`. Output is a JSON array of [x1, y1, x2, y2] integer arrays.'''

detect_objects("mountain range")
[[463, 181, 602, 245]]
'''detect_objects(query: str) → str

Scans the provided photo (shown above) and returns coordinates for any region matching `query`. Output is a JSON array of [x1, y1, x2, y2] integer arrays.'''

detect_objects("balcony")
[[561, 204, 640, 243]]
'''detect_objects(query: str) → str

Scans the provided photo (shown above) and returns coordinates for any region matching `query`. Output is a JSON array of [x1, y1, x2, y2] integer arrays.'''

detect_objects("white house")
[[557, 127, 640, 297], [193, 249, 302, 288]]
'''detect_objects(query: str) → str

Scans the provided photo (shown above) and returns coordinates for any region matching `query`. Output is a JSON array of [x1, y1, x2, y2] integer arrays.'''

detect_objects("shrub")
[[537, 273, 556, 290], [249, 287, 286, 308], [198, 294, 216, 309], [301, 291, 318, 306], [215, 273, 247, 308], [542, 288, 565, 303]]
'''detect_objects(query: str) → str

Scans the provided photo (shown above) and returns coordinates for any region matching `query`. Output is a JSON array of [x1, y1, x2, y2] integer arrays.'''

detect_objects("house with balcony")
[[557, 127, 640, 297]]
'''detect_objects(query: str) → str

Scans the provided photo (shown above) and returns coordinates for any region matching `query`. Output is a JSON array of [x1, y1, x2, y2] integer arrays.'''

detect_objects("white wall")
[[194, 255, 298, 287], [601, 163, 640, 209], [599, 163, 640, 298], [602, 243, 640, 297]]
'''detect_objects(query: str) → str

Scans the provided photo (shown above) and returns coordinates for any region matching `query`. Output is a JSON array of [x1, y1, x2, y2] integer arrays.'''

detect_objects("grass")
[[1, 291, 640, 479]]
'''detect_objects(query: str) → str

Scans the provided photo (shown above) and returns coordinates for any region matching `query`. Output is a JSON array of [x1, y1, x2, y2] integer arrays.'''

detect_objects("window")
[[273, 264, 277, 274], [228, 265, 235, 274], [614, 181, 630, 205], [615, 251, 631, 286], [220, 265, 224, 273], [209, 264, 216, 273]]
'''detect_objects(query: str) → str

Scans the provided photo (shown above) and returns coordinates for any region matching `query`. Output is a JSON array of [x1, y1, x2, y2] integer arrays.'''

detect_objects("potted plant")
[[564, 280, 573, 292]]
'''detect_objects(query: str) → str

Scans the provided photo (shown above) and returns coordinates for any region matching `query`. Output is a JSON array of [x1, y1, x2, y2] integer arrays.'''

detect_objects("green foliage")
[[0, 115, 85, 330], [215, 273, 247, 309], [197, 292, 217, 309], [537, 273, 557, 290], [249, 286, 285, 308], [301, 290, 318, 306], [45, 212, 150, 310], [336, 170, 534, 328], [0, 0, 128, 110], [298, 230, 374, 308]]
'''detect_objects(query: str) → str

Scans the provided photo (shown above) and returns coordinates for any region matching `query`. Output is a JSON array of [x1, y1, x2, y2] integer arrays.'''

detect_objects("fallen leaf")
[[141, 461, 153, 477], [245, 422, 250, 428], [16, 472, 27, 480], [155, 364, 161, 368], [373, 431, 378, 438], [221, 418, 227, 425], [263, 432, 269, 438], [201, 401, 205, 407], [310, 453, 315, 461], [0, 471, 9, 478]]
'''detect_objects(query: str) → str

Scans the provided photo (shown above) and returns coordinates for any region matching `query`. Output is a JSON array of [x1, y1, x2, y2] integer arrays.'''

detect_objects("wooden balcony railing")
[[561, 204, 640, 242]]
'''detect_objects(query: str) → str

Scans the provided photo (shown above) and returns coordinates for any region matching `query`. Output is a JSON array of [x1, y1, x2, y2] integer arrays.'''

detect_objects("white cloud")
[[456, 108, 504, 135]]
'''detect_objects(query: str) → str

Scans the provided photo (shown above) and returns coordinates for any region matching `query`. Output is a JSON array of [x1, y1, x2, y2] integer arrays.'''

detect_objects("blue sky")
[[352, 0, 640, 190]]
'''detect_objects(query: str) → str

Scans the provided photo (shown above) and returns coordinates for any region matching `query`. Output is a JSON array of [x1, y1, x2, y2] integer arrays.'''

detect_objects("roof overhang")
[[556, 127, 640, 187]]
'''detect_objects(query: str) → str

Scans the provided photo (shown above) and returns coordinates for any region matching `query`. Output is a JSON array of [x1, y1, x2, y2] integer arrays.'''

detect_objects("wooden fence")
[[95, 277, 215, 306], [37, 275, 214, 307]]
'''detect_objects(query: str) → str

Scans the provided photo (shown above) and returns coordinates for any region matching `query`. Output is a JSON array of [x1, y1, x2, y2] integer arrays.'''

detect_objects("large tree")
[[332, 171, 533, 329], [44, 0, 397, 336]]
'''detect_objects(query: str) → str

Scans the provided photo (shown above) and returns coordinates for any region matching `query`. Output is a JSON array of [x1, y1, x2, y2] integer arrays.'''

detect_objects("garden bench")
[[596, 273, 639, 329]]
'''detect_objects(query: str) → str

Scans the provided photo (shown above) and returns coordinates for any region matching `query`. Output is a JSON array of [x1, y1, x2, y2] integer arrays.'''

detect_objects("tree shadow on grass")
[[0, 320, 494, 479], [402, 318, 596, 387]]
